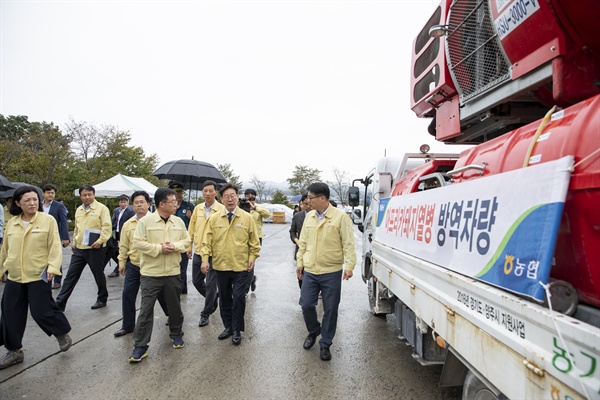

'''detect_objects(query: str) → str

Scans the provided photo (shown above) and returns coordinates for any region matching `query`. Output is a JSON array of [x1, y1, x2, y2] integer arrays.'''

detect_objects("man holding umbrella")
[[168, 181, 194, 294]]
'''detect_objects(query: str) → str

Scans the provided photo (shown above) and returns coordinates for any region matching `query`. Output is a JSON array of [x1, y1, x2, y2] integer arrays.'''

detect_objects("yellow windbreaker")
[[73, 200, 112, 249], [0, 212, 62, 282], [118, 215, 140, 269], [250, 205, 271, 239], [133, 212, 191, 277], [200, 208, 261, 272], [188, 201, 225, 253], [297, 206, 356, 274]]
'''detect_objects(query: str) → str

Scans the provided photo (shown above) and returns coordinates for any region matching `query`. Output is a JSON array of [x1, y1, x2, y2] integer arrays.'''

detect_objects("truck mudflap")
[[372, 243, 600, 399]]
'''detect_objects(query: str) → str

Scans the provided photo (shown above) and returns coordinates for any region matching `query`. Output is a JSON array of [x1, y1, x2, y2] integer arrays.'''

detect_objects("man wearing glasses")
[[243, 188, 270, 293], [128, 188, 190, 362], [296, 182, 356, 361], [200, 183, 260, 345], [114, 191, 169, 338]]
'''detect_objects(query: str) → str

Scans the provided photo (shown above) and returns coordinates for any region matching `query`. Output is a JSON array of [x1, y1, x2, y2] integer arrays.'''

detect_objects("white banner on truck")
[[374, 156, 573, 301]]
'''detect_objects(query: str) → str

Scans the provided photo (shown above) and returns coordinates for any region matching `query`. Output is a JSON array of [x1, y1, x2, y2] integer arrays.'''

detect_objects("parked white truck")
[[349, 0, 600, 398]]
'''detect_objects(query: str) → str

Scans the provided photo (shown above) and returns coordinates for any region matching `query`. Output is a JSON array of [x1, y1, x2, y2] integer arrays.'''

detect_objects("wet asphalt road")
[[0, 223, 461, 400]]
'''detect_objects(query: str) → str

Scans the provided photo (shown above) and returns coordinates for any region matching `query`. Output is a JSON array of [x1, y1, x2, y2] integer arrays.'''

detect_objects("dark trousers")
[[133, 275, 183, 349], [192, 254, 218, 318], [245, 238, 261, 292], [56, 247, 108, 308], [216, 270, 251, 332], [53, 265, 63, 285], [103, 236, 120, 274], [0, 279, 71, 351], [300, 270, 342, 348], [122, 262, 169, 331], [179, 253, 189, 292]]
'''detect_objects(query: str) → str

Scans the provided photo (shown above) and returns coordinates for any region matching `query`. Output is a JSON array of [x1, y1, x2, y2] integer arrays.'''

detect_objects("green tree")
[[270, 189, 291, 207], [0, 115, 71, 186], [0, 115, 160, 214], [217, 163, 243, 189], [65, 118, 158, 183], [287, 165, 321, 195]]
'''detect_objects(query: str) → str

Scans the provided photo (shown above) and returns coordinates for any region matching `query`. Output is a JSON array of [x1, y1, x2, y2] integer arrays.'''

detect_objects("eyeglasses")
[[246, 197, 256, 201], [308, 195, 323, 201], [163, 200, 178, 205]]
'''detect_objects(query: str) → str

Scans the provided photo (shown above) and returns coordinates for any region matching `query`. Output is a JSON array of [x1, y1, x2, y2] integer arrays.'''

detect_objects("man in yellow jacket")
[[56, 184, 112, 311], [296, 182, 356, 362], [128, 188, 190, 362], [187, 180, 224, 327], [114, 190, 169, 337], [201, 183, 260, 345]]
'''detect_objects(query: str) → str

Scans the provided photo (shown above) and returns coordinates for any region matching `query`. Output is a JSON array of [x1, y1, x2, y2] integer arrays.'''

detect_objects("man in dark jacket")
[[289, 193, 310, 288], [107, 194, 135, 277], [42, 184, 71, 289]]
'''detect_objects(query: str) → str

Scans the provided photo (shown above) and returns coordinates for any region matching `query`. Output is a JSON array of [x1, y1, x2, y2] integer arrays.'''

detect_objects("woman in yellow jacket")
[[0, 186, 72, 370]]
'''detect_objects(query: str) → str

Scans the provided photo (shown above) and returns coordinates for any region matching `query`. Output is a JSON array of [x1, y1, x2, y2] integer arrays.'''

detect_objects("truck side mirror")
[[348, 186, 360, 207]]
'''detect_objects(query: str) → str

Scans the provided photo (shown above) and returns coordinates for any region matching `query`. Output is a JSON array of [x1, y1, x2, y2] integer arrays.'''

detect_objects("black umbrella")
[[0, 182, 43, 200], [153, 159, 227, 191], [0, 174, 14, 191]]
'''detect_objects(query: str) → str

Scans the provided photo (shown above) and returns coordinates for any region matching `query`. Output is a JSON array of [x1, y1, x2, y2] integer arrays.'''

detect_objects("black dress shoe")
[[199, 316, 209, 327], [108, 271, 119, 278], [218, 328, 232, 340], [114, 329, 133, 337], [320, 346, 332, 361], [303, 330, 321, 350], [232, 331, 241, 345], [91, 301, 106, 310]]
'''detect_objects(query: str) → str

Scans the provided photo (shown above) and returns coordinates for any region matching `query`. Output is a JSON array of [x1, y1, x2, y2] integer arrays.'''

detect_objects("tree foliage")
[[0, 115, 71, 185], [270, 189, 291, 207], [217, 163, 243, 189], [327, 167, 350, 205], [0, 114, 159, 215], [65, 118, 158, 183], [287, 165, 321, 195]]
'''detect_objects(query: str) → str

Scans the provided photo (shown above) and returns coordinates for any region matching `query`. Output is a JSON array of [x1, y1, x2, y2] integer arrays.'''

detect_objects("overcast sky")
[[1, 0, 468, 184]]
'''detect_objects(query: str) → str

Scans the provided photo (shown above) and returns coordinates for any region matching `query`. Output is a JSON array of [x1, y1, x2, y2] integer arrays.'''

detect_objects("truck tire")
[[462, 370, 502, 400]]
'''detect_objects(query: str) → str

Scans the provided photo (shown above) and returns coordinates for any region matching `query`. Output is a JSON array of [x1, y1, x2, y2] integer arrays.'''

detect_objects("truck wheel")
[[462, 370, 501, 400], [367, 276, 386, 317]]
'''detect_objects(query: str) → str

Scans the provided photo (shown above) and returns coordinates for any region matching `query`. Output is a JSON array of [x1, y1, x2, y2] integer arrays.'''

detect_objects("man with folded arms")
[[114, 191, 169, 338], [128, 188, 190, 362]]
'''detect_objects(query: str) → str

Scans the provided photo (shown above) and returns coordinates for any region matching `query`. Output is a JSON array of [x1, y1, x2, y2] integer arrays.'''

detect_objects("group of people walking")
[[0, 179, 356, 369]]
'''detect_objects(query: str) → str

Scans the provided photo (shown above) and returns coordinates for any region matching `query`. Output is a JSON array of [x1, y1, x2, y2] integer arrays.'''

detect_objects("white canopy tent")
[[74, 173, 159, 198]]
